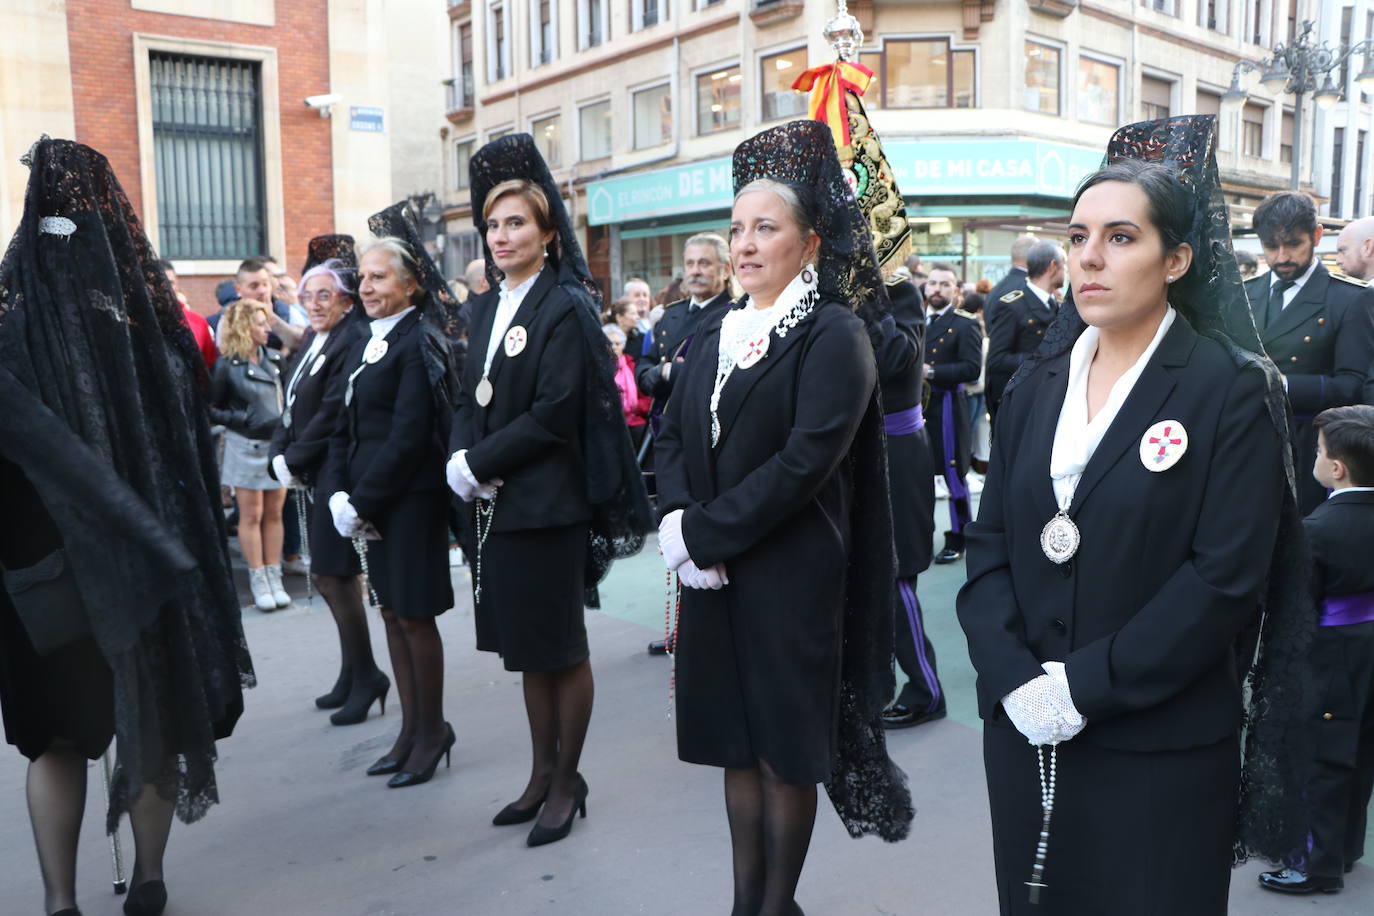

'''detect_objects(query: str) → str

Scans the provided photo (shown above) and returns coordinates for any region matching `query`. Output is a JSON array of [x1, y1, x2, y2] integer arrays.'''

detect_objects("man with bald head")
[[464, 258, 491, 296], [1336, 217, 1374, 281], [986, 234, 1038, 312]]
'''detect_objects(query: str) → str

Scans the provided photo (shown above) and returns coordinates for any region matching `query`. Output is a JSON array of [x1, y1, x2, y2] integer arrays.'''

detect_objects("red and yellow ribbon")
[[790, 60, 873, 151]]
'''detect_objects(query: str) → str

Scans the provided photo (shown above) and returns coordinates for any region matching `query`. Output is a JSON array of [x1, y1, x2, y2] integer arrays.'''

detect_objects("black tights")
[[27, 743, 174, 915], [379, 610, 446, 771], [724, 760, 815, 916], [512, 659, 594, 827], [314, 573, 379, 701]]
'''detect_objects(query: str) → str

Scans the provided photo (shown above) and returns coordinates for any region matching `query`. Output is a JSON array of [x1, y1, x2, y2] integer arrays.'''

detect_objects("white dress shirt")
[[482, 269, 541, 378], [1270, 257, 1320, 311]]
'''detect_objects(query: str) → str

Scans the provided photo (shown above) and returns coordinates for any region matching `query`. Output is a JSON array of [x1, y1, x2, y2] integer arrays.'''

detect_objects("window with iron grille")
[[150, 52, 265, 260]]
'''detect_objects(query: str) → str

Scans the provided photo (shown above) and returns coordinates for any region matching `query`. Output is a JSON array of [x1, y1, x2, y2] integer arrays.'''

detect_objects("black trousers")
[[1297, 620, 1374, 877], [983, 725, 1237, 915], [892, 576, 943, 713]]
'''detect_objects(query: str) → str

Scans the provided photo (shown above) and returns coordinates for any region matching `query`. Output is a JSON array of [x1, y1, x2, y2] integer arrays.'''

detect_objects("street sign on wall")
[[585, 138, 1103, 226], [349, 106, 385, 133]]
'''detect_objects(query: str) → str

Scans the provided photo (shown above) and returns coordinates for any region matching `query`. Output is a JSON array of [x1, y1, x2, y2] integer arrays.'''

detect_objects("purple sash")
[[884, 405, 925, 437], [1320, 590, 1374, 627]]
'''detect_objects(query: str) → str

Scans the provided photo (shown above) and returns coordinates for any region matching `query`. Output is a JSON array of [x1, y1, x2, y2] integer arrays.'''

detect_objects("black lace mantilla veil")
[[467, 133, 653, 595], [1005, 115, 1312, 864], [366, 202, 465, 446], [0, 138, 253, 830], [735, 121, 912, 842]]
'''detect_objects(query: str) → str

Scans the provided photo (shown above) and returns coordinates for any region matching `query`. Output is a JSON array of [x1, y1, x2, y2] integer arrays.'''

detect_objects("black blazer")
[[450, 268, 591, 533], [635, 289, 733, 402], [957, 314, 1285, 752], [1305, 489, 1374, 601], [878, 281, 935, 575], [323, 309, 446, 522], [270, 318, 364, 483], [986, 277, 1055, 406]]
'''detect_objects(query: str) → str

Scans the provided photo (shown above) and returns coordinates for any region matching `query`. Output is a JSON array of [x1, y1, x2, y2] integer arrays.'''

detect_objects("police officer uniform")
[[925, 304, 983, 559], [986, 277, 1056, 415], [1245, 262, 1374, 513], [635, 289, 733, 406]]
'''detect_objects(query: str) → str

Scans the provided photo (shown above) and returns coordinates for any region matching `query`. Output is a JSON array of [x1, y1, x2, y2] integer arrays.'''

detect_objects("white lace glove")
[[1040, 661, 1086, 742], [1001, 672, 1087, 747], [329, 491, 363, 538], [446, 450, 477, 501], [659, 509, 688, 571], [678, 559, 728, 590], [271, 454, 303, 490]]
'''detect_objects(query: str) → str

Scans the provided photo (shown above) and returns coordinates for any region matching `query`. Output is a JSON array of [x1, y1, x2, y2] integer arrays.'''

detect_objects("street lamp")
[[1224, 19, 1374, 189]]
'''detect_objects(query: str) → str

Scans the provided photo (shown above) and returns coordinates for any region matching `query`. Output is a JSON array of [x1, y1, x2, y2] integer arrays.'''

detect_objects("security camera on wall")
[[304, 94, 342, 117]]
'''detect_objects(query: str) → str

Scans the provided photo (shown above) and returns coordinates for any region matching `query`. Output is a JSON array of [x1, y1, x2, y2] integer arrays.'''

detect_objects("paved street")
[[1, 508, 1370, 914]]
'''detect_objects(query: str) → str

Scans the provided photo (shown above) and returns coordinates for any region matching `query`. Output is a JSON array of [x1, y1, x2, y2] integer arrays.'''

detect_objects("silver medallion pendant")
[[475, 376, 494, 407], [1040, 510, 1080, 564]]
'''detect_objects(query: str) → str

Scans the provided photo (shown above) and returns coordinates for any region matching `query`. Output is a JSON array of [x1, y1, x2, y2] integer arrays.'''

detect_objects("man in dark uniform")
[[985, 239, 1063, 419], [984, 234, 1037, 324], [637, 232, 732, 654], [1245, 191, 1374, 514], [923, 263, 983, 564]]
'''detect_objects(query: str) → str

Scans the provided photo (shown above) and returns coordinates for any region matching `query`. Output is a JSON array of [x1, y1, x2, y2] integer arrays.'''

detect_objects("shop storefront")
[[584, 136, 1105, 291]]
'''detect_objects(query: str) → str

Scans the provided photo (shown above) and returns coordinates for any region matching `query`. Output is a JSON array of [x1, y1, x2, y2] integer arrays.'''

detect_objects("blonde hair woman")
[[209, 299, 288, 611]]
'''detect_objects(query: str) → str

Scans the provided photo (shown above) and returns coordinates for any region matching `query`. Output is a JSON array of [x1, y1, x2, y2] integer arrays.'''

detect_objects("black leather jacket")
[[208, 347, 283, 439]]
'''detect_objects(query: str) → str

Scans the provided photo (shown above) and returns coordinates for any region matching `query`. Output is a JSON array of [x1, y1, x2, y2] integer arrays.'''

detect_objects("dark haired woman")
[[958, 117, 1311, 914], [450, 134, 651, 846], [269, 241, 387, 723], [324, 226, 460, 788], [655, 121, 911, 916]]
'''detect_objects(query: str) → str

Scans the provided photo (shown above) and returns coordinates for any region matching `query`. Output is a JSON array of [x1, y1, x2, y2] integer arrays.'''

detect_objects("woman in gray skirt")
[[209, 300, 288, 611]]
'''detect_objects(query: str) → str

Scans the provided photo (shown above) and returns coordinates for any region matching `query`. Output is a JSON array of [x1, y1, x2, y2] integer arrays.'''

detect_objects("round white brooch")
[[1139, 420, 1188, 472], [736, 334, 770, 370], [309, 353, 327, 376], [504, 325, 528, 358], [364, 338, 389, 364]]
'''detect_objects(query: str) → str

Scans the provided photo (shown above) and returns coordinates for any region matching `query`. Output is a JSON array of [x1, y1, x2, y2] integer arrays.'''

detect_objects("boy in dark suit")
[[1260, 405, 1374, 895]]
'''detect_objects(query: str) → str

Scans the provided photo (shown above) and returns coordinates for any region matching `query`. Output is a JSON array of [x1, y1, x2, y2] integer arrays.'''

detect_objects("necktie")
[[1047, 295, 1059, 314], [1265, 279, 1294, 329]]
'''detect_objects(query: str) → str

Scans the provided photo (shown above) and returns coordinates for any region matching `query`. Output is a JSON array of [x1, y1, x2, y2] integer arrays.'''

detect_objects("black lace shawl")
[[467, 134, 653, 593], [366, 203, 465, 447], [1004, 116, 1312, 864], [734, 121, 912, 842], [0, 138, 253, 830]]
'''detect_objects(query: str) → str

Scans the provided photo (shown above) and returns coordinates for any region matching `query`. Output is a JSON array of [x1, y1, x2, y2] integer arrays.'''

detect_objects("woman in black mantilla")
[[448, 133, 651, 846], [957, 116, 1312, 914], [654, 120, 912, 916], [268, 236, 388, 724], [0, 139, 252, 916], [323, 204, 463, 788]]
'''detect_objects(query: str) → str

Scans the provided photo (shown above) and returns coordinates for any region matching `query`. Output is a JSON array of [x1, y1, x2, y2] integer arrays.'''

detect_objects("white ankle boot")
[[248, 567, 277, 611], [265, 564, 291, 608]]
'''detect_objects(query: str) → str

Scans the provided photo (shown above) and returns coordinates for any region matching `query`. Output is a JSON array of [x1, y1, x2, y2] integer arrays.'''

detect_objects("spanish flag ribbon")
[[790, 61, 874, 151]]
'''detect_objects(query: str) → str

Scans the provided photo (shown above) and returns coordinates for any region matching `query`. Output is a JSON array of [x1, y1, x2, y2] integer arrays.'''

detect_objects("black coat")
[[876, 280, 935, 575], [207, 347, 283, 439], [1306, 489, 1374, 603], [269, 319, 364, 484], [1245, 265, 1374, 512], [323, 310, 447, 522], [985, 266, 1027, 322], [635, 289, 733, 403], [985, 277, 1055, 407], [958, 314, 1285, 752], [655, 299, 877, 783], [450, 268, 591, 533], [924, 307, 982, 477]]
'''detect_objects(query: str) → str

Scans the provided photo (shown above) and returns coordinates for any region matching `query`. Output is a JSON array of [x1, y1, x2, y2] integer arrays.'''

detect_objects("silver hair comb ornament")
[[39, 216, 76, 237]]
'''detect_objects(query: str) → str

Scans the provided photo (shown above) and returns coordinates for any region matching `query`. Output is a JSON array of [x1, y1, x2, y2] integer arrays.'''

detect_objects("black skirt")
[[304, 488, 362, 578], [364, 489, 454, 618], [475, 523, 588, 672], [983, 724, 1238, 916]]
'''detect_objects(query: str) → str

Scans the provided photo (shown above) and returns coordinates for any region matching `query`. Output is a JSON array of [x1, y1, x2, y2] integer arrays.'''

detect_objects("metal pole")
[[98, 749, 128, 894], [1291, 90, 1304, 190]]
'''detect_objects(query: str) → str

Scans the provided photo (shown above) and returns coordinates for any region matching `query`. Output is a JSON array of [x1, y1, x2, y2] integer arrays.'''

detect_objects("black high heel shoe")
[[330, 672, 390, 726], [527, 775, 588, 847], [387, 723, 455, 788], [366, 753, 405, 777], [122, 879, 167, 916], [315, 667, 351, 709], [492, 785, 550, 826]]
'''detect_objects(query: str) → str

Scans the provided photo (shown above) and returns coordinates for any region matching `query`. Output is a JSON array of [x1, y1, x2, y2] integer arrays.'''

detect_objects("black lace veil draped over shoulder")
[[1005, 115, 1313, 864], [366, 202, 465, 445], [467, 133, 654, 593], [733, 121, 912, 842], [0, 138, 253, 830]]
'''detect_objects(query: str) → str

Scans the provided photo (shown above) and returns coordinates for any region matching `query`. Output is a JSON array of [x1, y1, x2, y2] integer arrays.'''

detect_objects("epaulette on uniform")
[[999, 289, 1024, 303], [954, 308, 979, 321], [1332, 272, 1368, 287]]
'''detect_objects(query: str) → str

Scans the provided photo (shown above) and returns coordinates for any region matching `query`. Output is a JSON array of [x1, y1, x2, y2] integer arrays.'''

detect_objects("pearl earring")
[[1166, 275, 1174, 283]]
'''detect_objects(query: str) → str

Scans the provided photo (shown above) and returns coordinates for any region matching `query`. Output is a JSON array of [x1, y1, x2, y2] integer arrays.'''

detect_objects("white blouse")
[[1049, 307, 1176, 510], [482, 269, 541, 378]]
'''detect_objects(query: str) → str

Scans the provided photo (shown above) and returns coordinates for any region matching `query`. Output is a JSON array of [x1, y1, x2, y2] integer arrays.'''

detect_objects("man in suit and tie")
[[986, 239, 1063, 420], [1246, 191, 1374, 513]]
